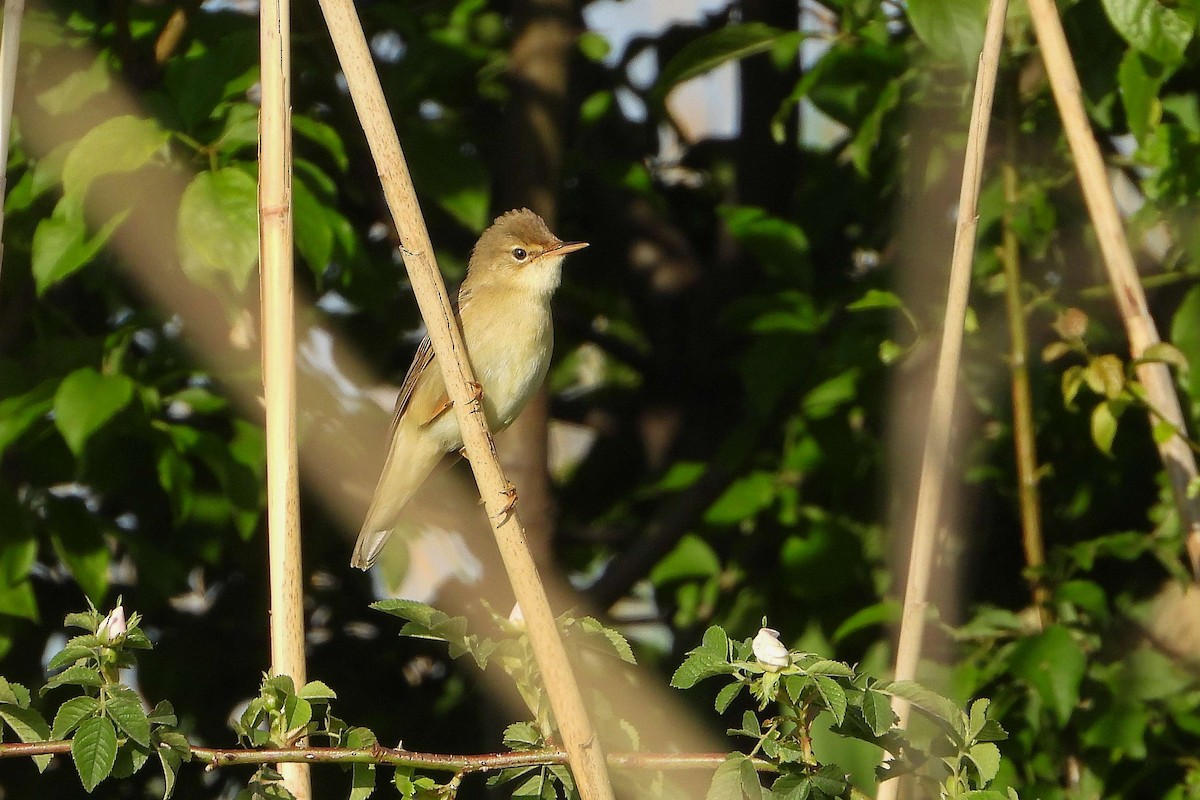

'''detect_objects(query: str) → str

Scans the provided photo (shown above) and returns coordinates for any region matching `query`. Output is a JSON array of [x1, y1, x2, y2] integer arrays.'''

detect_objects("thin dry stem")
[[1002, 154, 1049, 623], [1026, 0, 1200, 574], [0, 0, 26, 279], [880, 2, 1009, 797], [258, 1, 309, 798], [313, 2, 614, 798]]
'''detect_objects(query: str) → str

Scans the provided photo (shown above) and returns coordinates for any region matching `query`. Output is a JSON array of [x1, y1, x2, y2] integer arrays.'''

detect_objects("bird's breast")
[[460, 293, 553, 431]]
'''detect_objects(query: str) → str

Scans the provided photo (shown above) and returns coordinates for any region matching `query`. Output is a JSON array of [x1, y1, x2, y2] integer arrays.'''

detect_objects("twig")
[[1002, 144, 1049, 620], [313, 2, 615, 798], [258, 2, 310, 799], [1026, 0, 1200, 575], [880, 2, 1009, 799], [0, 0, 25, 281]]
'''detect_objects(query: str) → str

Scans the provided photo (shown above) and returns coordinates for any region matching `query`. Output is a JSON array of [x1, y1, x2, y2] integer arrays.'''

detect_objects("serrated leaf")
[[968, 697, 990, 740], [809, 765, 848, 797], [968, 742, 1002, 784], [283, 694, 312, 735], [157, 745, 183, 799], [805, 659, 854, 678], [861, 688, 895, 737], [297, 680, 337, 702], [53, 695, 101, 739], [715, 681, 743, 714], [107, 689, 151, 747], [705, 754, 750, 800], [881, 681, 965, 738], [671, 626, 732, 689], [53, 368, 135, 455], [0, 703, 53, 771], [812, 675, 847, 726], [72, 716, 118, 792], [43, 664, 104, 693], [350, 763, 376, 800], [48, 644, 98, 672], [0, 679, 31, 707], [111, 740, 151, 779], [177, 168, 259, 292], [504, 721, 543, 750]]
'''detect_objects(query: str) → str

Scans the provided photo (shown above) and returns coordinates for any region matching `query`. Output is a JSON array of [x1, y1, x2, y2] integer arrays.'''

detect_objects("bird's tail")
[[351, 428, 446, 570]]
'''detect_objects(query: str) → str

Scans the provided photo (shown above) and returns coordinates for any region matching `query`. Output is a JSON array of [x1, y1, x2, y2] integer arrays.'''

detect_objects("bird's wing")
[[388, 293, 473, 436]]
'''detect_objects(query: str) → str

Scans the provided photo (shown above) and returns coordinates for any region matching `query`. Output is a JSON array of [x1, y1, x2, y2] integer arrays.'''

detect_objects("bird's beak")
[[551, 240, 589, 257]]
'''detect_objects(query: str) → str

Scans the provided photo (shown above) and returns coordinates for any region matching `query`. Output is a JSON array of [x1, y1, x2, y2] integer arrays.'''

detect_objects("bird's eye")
[[511, 247, 528, 261]]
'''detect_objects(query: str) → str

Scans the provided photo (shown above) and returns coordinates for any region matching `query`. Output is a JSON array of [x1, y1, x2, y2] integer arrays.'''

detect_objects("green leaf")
[[111, 740, 151, 779], [1172, 286, 1200, 400], [1101, 0, 1196, 64], [812, 675, 847, 726], [177, 168, 259, 292], [350, 762, 376, 800], [654, 24, 800, 105], [0, 678, 31, 707], [650, 534, 721, 583], [1009, 625, 1086, 727], [881, 681, 965, 738], [805, 659, 854, 678], [297, 680, 337, 702], [53, 695, 101, 739], [43, 664, 104, 693], [158, 745, 184, 800], [577, 30, 611, 61], [907, 0, 990, 68], [1090, 400, 1119, 455], [292, 174, 335, 279], [504, 721, 544, 750], [283, 694, 312, 734], [1084, 354, 1125, 398], [54, 368, 135, 455], [72, 716, 118, 792], [0, 580, 38, 621], [861, 688, 895, 737], [1118, 50, 1169, 142], [0, 381, 55, 459], [61, 116, 168, 201], [802, 370, 859, 420], [36, 54, 112, 115], [0, 704, 53, 772], [107, 688, 152, 747], [715, 681, 743, 714], [292, 115, 349, 172], [31, 209, 128, 295], [968, 742, 1002, 784], [705, 471, 776, 525], [704, 754, 755, 800], [847, 289, 904, 312], [671, 626, 732, 689]]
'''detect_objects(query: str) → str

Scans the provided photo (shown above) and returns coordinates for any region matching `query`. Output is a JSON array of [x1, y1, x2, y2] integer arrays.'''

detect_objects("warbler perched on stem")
[[352, 209, 587, 569]]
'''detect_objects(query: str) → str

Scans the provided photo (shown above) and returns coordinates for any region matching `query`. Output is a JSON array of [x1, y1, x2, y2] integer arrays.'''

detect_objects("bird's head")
[[464, 208, 587, 297]]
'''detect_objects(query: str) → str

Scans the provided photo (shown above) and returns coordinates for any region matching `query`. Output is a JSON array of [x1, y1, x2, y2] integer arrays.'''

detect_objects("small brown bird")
[[351, 209, 587, 569]]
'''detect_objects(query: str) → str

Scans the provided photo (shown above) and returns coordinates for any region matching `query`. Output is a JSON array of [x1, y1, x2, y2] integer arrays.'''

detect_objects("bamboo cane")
[[258, 1, 309, 797], [1025, 0, 1200, 575], [878, 1, 1009, 797], [0, 0, 26, 280]]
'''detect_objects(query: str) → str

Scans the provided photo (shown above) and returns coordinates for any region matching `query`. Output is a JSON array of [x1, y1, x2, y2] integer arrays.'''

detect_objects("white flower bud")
[[753, 627, 790, 671], [97, 605, 127, 643]]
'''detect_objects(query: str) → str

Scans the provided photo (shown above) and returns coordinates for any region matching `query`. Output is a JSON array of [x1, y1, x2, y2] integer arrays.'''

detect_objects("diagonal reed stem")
[[878, 0, 1009, 797], [313, 2, 615, 798]]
